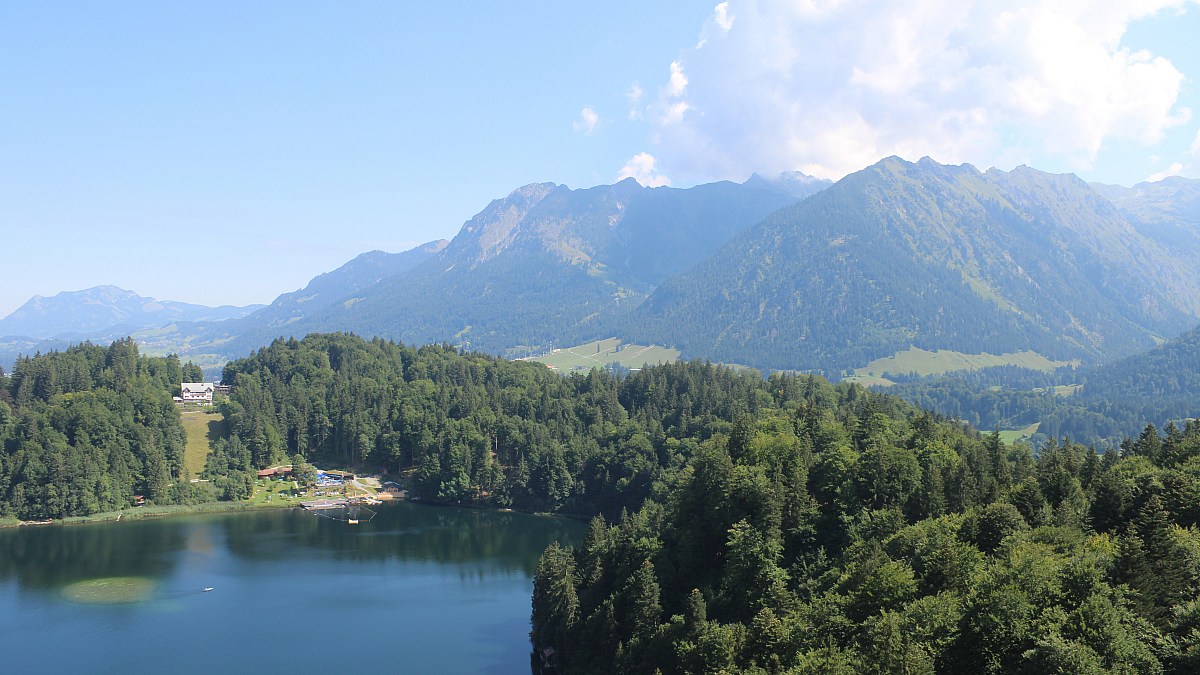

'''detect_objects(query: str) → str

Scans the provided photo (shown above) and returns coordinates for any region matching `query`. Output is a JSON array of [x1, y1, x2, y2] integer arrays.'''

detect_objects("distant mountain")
[[15, 160, 1198, 390], [0, 286, 263, 340], [626, 157, 1200, 373], [233, 239, 449, 332], [193, 175, 824, 358], [743, 170, 835, 199], [132, 239, 450, 368], [1092, 176, 1200, 258]]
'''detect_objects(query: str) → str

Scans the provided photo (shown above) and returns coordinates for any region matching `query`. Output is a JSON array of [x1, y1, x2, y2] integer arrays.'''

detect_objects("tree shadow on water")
[[476, 615, 537, 675]]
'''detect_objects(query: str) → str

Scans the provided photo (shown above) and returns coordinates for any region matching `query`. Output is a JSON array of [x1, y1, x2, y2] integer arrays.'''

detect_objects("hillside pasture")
[[999, 422, 1041, 445], [180, 409, 226, 479], [853, 347, 1075, 379], [527, 338, 680, 373]]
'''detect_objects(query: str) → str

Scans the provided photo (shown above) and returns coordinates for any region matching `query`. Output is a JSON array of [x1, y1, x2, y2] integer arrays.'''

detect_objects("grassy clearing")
[[180, 409, 225, 479], [999, 422, 1040, 445], [842, 374, 896, 387], [247, 473, 367, 507], [853, 347, 1075, 378], [249, 478, 309, 507], [527, 338, 680, 373]]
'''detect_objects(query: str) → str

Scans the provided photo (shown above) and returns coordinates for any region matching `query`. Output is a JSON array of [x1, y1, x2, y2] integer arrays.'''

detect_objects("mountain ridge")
[[4, 161, 1197, 385], [624, 157, 1200, 373], [0, 285, 264, 340]]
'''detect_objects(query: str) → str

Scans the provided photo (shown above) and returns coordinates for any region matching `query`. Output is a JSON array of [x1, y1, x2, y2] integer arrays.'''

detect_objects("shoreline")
[[1, 499, 295, 530], [3, 494, 587, 530]]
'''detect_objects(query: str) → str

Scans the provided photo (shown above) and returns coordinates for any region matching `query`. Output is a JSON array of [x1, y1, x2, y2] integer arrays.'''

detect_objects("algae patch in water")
[[61, 577, 157, 604]]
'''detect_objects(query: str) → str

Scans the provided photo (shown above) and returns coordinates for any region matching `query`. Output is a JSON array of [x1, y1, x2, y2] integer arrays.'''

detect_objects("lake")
[[0, 503, 584, 674]]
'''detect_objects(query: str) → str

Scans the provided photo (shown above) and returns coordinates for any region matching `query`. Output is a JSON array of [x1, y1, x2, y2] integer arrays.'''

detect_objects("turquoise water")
[[0, 503, 583, 674]]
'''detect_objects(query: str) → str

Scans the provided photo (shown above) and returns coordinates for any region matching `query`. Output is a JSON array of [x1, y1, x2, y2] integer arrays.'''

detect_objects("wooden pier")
[[299, 498, 349, 510]]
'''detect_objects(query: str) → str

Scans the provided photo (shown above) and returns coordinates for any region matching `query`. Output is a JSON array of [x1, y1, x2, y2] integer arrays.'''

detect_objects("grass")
[[180, 409, 226, 479], [249, 478, 309, 507], [999, 422, 1041, 445], [247, 472, 369, 507], [59, 500, 270, 525], [842, 374, 896, 387], [527, 338, 680, 372], [852, 347, 1076, 378]]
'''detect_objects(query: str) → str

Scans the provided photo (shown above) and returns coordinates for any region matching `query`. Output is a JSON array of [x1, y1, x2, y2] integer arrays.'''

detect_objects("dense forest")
[[216, 332, 776, 518], [532, 397, 1200, 673], [0, 339, 209, 520]]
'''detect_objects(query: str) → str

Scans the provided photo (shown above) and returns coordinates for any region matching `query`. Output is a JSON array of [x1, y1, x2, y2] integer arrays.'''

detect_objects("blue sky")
[[2, 1, 1198, 318]]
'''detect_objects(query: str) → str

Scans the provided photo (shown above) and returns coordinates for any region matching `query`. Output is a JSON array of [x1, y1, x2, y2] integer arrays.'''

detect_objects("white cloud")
[[667, 61, 688, 97], [617, 152, 672, 187], [1146, 162, 1184, 182], [626, 83, 645, 120], [714, 2, 735, 32], [663, 101, 691, 125], [573, 106, 600, 135], [639, 0, 1197, 184]]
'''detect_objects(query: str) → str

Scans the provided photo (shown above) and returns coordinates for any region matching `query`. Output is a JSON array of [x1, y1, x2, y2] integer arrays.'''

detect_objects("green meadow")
[[527, 338, 680, 373]]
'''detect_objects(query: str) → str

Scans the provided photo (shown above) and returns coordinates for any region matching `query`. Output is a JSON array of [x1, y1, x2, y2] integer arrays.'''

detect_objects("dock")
[[299, 498, 349, 510]]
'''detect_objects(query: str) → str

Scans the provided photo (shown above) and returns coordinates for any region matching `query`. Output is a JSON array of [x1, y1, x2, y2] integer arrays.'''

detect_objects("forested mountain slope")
[[131, 175, 819, 369], [628, 157, 1200, 373], [178, 239, 448, 361], [256, 177, 818, 355], [1040, 322, 1200, 443], [872, 322, 1200, 448]]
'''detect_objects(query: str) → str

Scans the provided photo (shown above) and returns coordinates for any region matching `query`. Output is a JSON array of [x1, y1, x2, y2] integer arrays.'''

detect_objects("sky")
[[2, 0, 1199, 318]]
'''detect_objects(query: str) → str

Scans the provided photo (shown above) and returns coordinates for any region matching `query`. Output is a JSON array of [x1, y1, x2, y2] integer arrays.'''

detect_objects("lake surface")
[[0, 503, 583, 674]]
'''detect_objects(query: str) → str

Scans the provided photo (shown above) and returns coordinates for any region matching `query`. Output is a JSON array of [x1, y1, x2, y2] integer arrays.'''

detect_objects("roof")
[[181, 382, 215, 393]]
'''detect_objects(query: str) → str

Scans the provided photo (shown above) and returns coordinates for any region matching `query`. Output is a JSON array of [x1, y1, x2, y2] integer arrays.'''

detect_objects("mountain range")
[[630, 157, 1200, 372], [0, 285, 262, 340], [2, 159, 1198, 387]]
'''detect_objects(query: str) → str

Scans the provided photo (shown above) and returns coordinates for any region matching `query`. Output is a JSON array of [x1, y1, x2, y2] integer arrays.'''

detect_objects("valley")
[[10, 4, 1200, 673], [4, 159, 1199, 451]]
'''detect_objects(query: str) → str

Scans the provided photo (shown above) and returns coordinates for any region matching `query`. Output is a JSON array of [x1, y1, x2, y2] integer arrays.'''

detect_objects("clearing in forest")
[[851, 347, 1075, 380], [180, 409, 226, 479], [526, 338, 680, 372], [999, 422, 1041, 445]]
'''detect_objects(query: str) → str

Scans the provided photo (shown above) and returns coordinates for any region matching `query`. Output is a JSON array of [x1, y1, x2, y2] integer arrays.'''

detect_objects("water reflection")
[[0, 502, 582, 589], [0, 519, 185, 589], [220, 504, 582, 576], [0, 504, 583, 674]]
